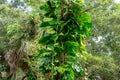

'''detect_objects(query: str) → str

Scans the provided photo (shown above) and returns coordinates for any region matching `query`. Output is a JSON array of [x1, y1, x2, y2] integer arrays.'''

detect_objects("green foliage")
[[6, 23, 24, 49], [86, 53, 119, 80], [0, 3, 41, 79], [0, 4, 24, 54], [27, 71, 37, 80], [1, 0, 120, 80], [84, 1, 120, 79], [0, 0, 6, 4], [7, 23, 24, 37], [38, 0, 92, 79]]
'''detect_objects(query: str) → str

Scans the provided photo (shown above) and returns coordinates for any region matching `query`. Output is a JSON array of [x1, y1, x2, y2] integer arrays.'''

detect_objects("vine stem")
[[52, 51, 54, 80]]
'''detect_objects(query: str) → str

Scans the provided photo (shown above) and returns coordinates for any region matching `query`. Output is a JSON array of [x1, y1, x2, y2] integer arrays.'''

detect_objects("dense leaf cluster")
[[38, 0, 92, 79]]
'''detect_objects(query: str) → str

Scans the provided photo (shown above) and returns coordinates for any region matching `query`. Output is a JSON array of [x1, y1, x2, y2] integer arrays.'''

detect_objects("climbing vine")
[[38, 0, 92, 79]]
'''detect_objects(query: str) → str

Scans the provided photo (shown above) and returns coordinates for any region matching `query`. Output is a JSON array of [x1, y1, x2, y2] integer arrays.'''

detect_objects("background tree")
[[84, 0, 120, 79], [0, 2, 40, 79], [86, 53, 119, 80]]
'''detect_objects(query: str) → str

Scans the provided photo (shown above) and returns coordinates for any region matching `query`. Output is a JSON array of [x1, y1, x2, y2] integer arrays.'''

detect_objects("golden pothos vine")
[[38, 0, 92, 80]]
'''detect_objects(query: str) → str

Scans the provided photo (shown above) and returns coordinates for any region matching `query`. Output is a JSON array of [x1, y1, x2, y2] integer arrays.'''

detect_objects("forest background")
[[0, 0, 120, 80]]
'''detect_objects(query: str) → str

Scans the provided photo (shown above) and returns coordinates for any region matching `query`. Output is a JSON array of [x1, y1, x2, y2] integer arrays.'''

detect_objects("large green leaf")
[[78, 69, 83, 76], [39, 35, 51, 44], [60, 19, 71, 32], [40, 22, 50, 27], [63, 41, 79, 49], [81, 13, 91, 22], [83, 22, 92, 28], [40, 19, 57, 27], [66, 68, 74, 80]]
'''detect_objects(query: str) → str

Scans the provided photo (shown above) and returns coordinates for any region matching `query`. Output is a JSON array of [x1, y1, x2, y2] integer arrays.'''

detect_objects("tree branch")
[[80, 4, 100, 15]]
